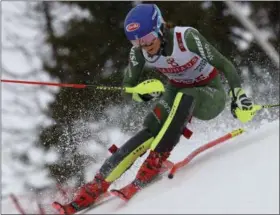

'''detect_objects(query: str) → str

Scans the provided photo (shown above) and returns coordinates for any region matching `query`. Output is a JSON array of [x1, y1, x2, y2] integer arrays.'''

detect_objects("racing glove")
[[229, 87, 255, 123], [132, 91, 162, 102]]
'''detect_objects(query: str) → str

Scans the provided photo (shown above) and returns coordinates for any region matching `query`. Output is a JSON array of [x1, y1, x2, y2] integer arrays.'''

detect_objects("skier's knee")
[[143, 112, 162, 137], [150, 93, 195, 152]]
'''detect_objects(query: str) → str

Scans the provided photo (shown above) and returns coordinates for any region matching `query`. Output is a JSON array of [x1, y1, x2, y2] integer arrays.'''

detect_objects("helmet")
[[124, 4, 164, 47]]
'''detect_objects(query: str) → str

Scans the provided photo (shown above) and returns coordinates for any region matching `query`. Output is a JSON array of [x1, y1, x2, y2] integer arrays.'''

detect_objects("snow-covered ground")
[[84, 120, 279, 214], [2, 120, 279, 214]]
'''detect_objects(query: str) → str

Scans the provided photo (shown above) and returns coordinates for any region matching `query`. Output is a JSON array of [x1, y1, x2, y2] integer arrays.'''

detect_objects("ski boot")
[[111, 151, 170, 200], [52, 174, 110, 214], [135, 150, 170, 185]]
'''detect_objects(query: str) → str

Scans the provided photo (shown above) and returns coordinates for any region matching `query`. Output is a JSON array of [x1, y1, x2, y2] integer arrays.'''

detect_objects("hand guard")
[[132, 91, 162, 102], [229, 88, 255, 123]]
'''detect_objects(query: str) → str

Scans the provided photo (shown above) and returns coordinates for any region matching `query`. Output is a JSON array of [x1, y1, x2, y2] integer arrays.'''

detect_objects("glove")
[[229, 87, 255, 123], [132, 91, 162, 102]]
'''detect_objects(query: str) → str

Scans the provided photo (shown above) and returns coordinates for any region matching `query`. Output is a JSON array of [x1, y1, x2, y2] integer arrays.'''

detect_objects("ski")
[[110, 159, 174, 201], [52, 191, 112, 214], [76, 192, 115, 214]]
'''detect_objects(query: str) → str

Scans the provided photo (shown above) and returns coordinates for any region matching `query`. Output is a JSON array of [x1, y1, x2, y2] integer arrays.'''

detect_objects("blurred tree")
[[37, 1, 137, 185], [2, 1, 59, 197], [223, 1, 279, 102]]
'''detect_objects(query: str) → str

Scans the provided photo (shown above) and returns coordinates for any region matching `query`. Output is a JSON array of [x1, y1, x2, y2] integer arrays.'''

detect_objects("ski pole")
[[235, 103, 279, 123], [1, 79, 165, 95], [168, 128, 245, 179], [254, 104, 279, 110]]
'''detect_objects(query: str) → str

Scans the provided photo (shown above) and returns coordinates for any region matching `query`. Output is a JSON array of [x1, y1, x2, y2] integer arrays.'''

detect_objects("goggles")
[[130, 31, 159, 47]]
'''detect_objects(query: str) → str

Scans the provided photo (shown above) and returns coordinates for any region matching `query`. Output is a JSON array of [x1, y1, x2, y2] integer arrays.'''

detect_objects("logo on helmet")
[[126, 23, 140, 32]]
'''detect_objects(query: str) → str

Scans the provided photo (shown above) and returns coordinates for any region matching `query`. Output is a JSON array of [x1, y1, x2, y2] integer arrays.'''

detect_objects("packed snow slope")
[[1, 120, 279, 214], [86, 120, 279, 214]]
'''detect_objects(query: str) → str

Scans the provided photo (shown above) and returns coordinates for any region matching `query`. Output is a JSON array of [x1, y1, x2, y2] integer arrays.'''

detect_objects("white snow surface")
[[84, 120, 279, 214], [2, 120, 279, 214]]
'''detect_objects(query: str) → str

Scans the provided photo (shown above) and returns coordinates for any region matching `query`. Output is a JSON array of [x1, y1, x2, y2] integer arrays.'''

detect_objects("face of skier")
[[141, 37, 161, 55], [130, 31, 161, 55]]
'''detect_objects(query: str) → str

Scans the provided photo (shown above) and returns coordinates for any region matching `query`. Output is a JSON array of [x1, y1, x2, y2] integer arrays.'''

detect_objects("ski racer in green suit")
[[52, 4, 256, 214]]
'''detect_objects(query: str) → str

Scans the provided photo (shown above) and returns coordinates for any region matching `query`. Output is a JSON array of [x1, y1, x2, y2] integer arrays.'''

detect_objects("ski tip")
[[52, 202, 66, 214], [168, 173, 174, 179]]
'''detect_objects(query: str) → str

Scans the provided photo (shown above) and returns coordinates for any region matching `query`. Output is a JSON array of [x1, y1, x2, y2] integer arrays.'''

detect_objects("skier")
[[53, 3, 255, 214]]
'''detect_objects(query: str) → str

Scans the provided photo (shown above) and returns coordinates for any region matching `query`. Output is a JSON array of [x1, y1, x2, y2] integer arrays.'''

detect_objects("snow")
[[2, 120, 278, 214], [82, 120, 279, 214]]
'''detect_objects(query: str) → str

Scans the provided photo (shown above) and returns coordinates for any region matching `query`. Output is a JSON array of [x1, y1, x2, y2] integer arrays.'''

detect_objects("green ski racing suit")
[[98, 27, 242, 183]]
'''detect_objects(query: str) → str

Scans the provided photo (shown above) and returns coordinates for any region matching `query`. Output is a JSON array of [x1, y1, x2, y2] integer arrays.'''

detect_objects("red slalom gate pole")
[[10, 194, 26, 215], [37, 202, 45, 215], [1, 79, 87, 88], [168, 128, 245, 179]]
